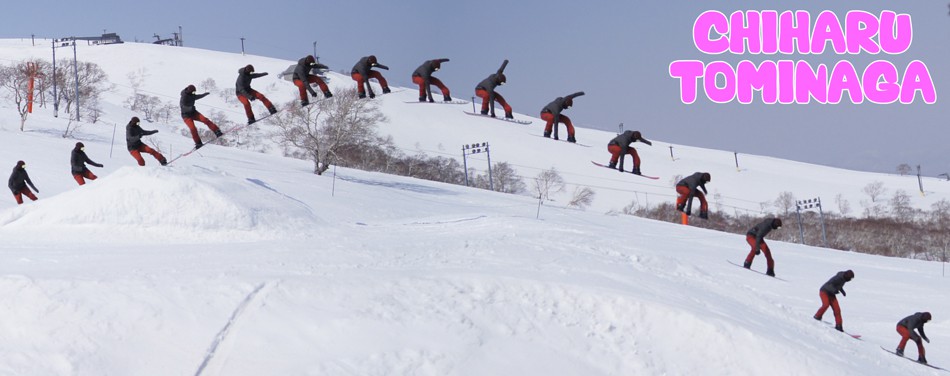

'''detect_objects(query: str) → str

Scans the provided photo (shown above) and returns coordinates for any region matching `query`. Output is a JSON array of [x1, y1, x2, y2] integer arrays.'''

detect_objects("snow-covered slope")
[[0, 39, 945, 375]]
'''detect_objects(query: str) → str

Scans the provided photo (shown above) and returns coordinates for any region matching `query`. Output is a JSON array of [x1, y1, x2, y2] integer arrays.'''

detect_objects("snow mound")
[[0, 166, 321, 243]]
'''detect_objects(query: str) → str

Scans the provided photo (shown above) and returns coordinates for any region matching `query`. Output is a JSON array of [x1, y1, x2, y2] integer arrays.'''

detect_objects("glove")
[[755, 249, 761, 255], [924, 337, 930, 343], [261, 72, 269, 76], [841, 290, 846, 297], [203, 92, 210, 96]]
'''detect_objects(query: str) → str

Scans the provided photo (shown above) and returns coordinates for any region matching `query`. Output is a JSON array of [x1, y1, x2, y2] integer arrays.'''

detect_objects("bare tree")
[[863, 181, 886, 202], [487, 162, 526, 194], [0, 62, 31, 130], [774, 191, 795, 216], [896, 163, 912, 176], [54, 60, 112, 120], [835, 193, 852, 216], [272, 88, 387, 175], [532, 168, 565, 200], [890, 190, 913, 221], [567, 186, 596, 209]]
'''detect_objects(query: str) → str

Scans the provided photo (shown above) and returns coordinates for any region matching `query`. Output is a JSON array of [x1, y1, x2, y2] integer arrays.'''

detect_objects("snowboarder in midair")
[[235, 64, 277, 125], [607, 130, 652, 174], [180, 84, 223, 149], [70, 142, 104, 185], [293, 55, 332, 107], [813, 269, 854, 331], [475, 59, 513, 119], [743, 217, 783, 276], [126, 116, 167, 166], [413, 58, 452, 103], [675, 172, 711, 219], [8, 160, 38, 205], [541, 91, 585, 142], [351, 55, 390, 99], [895, 312, 932, 364]]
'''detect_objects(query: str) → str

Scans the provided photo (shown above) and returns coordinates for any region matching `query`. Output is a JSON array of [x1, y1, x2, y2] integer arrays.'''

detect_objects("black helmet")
[[772, 218, 783, 229], [844, 270, 854, 281], [702, 172, 711, 183], [923, 312, 932, 322], [245, 64, 254, 73]]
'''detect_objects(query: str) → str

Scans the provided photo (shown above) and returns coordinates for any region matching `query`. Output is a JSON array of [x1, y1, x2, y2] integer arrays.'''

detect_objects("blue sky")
[[4, 0, 950, 175]]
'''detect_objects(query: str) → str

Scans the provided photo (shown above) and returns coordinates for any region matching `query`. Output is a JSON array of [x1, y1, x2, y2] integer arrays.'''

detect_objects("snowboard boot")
[[813, 315, 821, 321], [676, 203, 686, 212], [895, 347, 904, 356], [301, 99, 310, 107], [765, 268, 775, 277], [268, 106, 278, 115], [368, 92, 376, 99], [358, 92, 367, 99], [632, 167, 641, 175], [543, 131, 551, 138], [504, 112, 514, 119], [194, 141, 204, 150], [834, 324, 843, 332], [918, 356, 927, 364], [742, 261, 751, 269], [214, 129, 224, 137], [480, 109, 489, 115], [567, 135, 576, 143], [699, 211, 709, 219], [159, 158, 168, 166], [607, 162, 616, 169], [382, 87, 391, 94], [419, 96, 427, 102], [444, 95, 452, 102], [247, 116, 256, 125], [323, 91, 333, 98]]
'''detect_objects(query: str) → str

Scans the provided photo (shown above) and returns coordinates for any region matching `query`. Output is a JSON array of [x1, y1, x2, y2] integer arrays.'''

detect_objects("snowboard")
[[404, 100, 469, 105], [463, 111, 532, 125], [881, 346, 947, 371], [726, 260, 787, 281], [590, 161, 659, 179], [166, 105, 290, 165], [816, 321, 861, 339]]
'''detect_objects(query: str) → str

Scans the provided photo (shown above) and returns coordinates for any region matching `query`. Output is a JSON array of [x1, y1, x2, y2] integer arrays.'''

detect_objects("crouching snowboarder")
[[896, 312, 932, 364], [541, 91, 584, 142], [126, 117, 167, 166], [675, 172, 711, 219], [743, 217, 782, 276], [607, 130, 652, 174], [813, 269, 854, 331]]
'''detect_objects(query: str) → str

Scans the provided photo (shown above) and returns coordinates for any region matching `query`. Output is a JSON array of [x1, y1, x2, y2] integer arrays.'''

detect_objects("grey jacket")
[[819, 271, 850, 297], [677, 172, 708, 195], [898, 313, 929, 341], [747, 218, 780, 250], [126, 120, 158, 151], [179, 88, 208, 117], [235, 67, 267, 96]]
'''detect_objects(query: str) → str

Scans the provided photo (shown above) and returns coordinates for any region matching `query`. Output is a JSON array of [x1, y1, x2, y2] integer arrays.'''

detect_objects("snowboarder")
[[351, 55, 390, 99], [126, 116, 167, 166], [293, 55, 332, 107], [70, 142, 104, 185], [235, 64, 277, 125], [812, 269, 854, 331], [412, 58, 451, 102], [179, 84, 223, 149], [743, 217, 783, 276], [675, 172, 711, 219], [607, 130, 652, 174], [895, 312, 932, 364], [8, 160, 38, 205], [475, 59, 512, 119], [541, 91, 585, 142]]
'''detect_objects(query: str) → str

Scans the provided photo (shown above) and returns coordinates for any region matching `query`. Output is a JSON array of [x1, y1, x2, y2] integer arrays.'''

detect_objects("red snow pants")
[[130, 145, 166, 166], [541, 112, 575, 137], [897, 325, 926, 357], [237, 91, 275, 119], [475, 89, 512, 115], [73, 170, 97, 185], [412, 75, 450, 98], [351, 72, 389, 95], [814, 291, 842, 327], [13, 187, 36, 204], [182, 113, 221, 144], [744, 234, 774, 270], [294, 76, 330, 100], [675, 185, 707, 212], [608, 144, 639, 168]]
